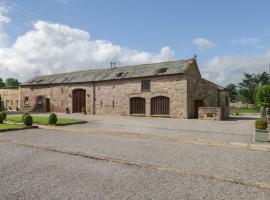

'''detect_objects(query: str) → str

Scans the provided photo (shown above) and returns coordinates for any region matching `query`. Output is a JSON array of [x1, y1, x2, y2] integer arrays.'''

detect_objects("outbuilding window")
[[37, 96, 43, 105], [24, 97, 29, 106], [141, 80, 150, 92]]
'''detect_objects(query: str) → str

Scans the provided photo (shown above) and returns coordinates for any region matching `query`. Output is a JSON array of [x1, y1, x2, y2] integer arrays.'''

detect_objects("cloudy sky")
[[0, 0, 270, 86]]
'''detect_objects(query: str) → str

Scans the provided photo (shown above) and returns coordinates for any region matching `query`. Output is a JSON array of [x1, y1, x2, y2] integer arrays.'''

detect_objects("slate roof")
[[21, 59, 195, 86]]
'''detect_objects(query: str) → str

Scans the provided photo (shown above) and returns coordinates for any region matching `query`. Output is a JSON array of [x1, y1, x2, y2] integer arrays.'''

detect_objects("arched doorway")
[[151, 96, 170, 115], [130, 97, 146, 114], [72, 89, 86, 113]]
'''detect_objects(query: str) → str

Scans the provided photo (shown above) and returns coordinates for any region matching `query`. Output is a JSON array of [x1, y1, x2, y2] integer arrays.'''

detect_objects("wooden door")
[[46, 98, 50, 112], [194, 100, 204, 118], [150, 96, 170, 115], [72, 89, 86, 113]]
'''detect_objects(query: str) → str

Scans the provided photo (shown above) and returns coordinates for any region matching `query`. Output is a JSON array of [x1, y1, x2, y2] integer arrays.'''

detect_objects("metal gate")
[[130, 97, 146, 114], [151, 96, 170, 115]]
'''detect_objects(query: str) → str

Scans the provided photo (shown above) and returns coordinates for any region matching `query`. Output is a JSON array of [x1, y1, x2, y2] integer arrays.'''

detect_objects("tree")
[[226, 83, 238, 102], [0, 78, 5, 88], [237, 72, 270, 104], [5, 78, 20, 87], [255, 85, 270, 107]]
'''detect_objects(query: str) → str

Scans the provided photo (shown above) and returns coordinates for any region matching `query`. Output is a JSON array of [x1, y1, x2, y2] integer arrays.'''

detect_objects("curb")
[[0, 125, 38, 132]]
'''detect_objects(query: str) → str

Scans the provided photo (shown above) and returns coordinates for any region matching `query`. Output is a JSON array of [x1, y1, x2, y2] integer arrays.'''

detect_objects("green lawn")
[[236, 108, 260, 113], [6, 115, 86, 126], [0, 123, 25, 130]]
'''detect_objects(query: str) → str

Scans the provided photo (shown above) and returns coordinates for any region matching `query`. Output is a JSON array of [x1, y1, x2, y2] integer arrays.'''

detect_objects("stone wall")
[[0, 88, 20, 111], [198, 107, 229, 120], [20, 75, 188, 118]]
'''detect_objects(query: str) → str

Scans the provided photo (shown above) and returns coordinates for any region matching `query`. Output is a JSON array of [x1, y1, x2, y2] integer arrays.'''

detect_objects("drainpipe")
[[93, 83, 96, 114]]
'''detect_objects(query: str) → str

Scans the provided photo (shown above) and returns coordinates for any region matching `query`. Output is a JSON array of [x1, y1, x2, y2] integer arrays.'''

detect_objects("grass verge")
[[0, 123, 38, 132], [6, 115, 86, 126]]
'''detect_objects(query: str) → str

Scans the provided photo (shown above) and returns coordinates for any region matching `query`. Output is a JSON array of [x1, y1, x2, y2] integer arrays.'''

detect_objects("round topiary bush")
[[0, 113, 3, 124], [0, 111, 6, 120], [21, 112, 29, 122], [255, 119, 268, 130], [48, 113, 57, 125], [24, 114, 33, 126]]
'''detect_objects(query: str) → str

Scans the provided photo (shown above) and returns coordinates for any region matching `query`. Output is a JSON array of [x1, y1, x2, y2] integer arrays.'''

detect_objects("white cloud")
[[232, 37, 259, 45], [201, 51, 270, 86], [192, 38, 215, 50], [0, 20, 175, 81]]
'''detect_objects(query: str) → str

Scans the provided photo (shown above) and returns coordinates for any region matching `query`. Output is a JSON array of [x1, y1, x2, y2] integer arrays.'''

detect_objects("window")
[[158, 68, 167, 73], [100, 100, 103, 107], [141, 80, 150, 91], [61, 86, 64, 94], [37, 96, 43, 105], [24, 97, 29, 106], [116, 72, 123, 77], [112, 100, 115, 108]]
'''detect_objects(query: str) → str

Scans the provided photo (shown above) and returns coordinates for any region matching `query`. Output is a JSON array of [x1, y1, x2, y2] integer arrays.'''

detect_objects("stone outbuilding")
[[0, 58, 229, 119]]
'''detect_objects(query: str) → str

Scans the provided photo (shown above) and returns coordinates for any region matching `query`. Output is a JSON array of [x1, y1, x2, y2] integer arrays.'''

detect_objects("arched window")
[[151, 96, 170, 115], [130, 97, 146, 114]]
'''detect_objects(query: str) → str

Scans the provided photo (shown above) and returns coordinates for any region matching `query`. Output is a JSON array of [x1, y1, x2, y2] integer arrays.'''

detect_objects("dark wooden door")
[[46, 98, 50, 112], [130, 97, 146, 114], [194, 100, 204, 118], [151, 96, 170, 115], [72, 89, 86, 113]]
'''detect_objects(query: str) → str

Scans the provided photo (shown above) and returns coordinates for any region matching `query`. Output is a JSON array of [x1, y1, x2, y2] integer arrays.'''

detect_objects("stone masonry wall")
[[19, 74, 188, 118], [0, 88, 20, 111], [95, 75, 188, 118]]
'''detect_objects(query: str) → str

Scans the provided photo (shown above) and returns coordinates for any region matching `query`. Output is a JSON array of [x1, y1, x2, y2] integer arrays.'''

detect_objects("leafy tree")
[[0, 78, 5, 88], [255, 85, 270, 108], [226, 83, 238, 102], [5, 78, 20, 87], [238, 72, 270, 104]]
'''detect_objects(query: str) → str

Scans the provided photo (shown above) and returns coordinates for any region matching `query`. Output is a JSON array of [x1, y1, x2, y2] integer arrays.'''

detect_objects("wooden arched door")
[[72, 89, 86, 113], [151, 96, 170, 115]]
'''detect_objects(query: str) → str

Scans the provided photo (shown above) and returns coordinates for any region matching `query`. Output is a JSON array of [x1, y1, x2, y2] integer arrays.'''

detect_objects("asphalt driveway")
[[1, 113, 270, 199]]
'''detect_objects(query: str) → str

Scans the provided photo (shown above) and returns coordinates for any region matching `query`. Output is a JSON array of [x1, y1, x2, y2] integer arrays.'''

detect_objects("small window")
[[141, 80, 150, 91], [24, 97, 29, 105], [116, 72, 123, 77], [158, 68, 167, 73], [112, 100, 115, 108], [100, 100, 103, 107], [37, 96, 43, 105]]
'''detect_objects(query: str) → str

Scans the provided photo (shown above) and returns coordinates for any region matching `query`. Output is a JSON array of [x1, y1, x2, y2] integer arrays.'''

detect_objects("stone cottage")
[[0, 58, 229, 119]]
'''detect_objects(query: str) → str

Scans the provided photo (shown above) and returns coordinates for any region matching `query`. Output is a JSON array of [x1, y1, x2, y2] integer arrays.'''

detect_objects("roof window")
[[116, 72, 123, 77], [158, 68, 167, 73]]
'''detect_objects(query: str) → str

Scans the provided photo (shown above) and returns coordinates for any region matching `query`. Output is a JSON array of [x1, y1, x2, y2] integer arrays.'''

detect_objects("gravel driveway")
[[1, 113, 269, 199]]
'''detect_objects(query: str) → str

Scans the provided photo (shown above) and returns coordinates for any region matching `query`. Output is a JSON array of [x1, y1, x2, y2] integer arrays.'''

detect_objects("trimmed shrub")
[[0, 113, 3, 124], [255, 119, 268, 130], [24, 114, 33, 126], [0, 111, 6, 120], [21, 112, 29, 122], [48, 113, 57, 125]]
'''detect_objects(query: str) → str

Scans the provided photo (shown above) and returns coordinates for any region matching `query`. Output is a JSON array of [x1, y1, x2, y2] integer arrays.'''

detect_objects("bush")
[[0, 111, 6, 120], [48, 113, 57, 125], [21, 112, 29, 122], [24, 114, 33, 126], [0, 113, 3, 124], [255, 119, 268, 130], [255, 85, 270, 108]]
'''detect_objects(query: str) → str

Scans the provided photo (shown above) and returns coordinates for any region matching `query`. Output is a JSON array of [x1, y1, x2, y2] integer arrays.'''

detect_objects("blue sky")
[[1, 0, 270, 85]]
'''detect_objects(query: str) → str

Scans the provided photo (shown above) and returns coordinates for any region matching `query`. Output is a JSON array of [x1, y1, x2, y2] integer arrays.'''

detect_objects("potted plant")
[[65, 107, 70, 114], [82, 107, 87, 115], [255, 119, 269, 142]]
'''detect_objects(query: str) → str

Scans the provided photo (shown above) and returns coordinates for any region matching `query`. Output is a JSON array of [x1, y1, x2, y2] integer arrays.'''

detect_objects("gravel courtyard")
[[1, 114, 270, 199]]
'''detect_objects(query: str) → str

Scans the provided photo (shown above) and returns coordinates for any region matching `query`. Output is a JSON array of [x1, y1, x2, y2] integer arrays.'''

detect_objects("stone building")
[[0, 87, 20, 111], [1, 58, 229, 119]]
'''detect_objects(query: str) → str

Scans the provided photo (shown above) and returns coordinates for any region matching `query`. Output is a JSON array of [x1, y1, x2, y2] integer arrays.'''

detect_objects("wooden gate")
[[72, 89, 86, 113], [130, 97, 145, 114], [151, 96, 170, 115], [194, 100, 204, 118]]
